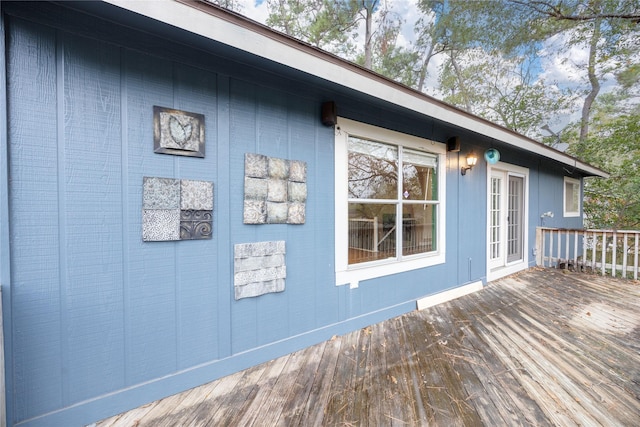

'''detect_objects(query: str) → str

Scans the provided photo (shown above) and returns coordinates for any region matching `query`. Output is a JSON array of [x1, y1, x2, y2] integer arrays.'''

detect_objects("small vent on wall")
[[321, 101, 337, 126], [447, 136, 460, 152]]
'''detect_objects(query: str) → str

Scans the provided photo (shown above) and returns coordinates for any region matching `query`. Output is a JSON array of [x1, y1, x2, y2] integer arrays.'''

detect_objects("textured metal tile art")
[[153, 106, 205, 157], [142, 209, 180, 242], [180, 210, 213, 240], [243, 153, 307, 224], [234, 241, 286, 300], [181, 180, 214, 211], [143, 177, 213, 241]]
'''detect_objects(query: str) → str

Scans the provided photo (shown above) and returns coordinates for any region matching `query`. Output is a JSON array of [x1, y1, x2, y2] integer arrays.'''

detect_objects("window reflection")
[[347, 138, 439, 265], [402, 149, 437, 201], [348, 137, 398, 200]]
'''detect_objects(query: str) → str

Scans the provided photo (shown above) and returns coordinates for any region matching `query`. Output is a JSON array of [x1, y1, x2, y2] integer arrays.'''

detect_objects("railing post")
[[549, 229, 554, 268], [373, 216, 378, 253], [601, 231, 607, 276], [633, 231, 640, 280], [543, 229, 548, 267], [622, 233, 628, 278], [612, 231, 617, 277], [565, 230, 570, 269], [574, 230, 579, 270], [557, 230, 562, 268], [536, 227, 542, 266], [591, 230, 597, 272]]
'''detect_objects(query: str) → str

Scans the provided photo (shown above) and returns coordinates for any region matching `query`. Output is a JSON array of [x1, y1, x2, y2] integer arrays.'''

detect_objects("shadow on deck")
[[96, 268, 640, 426]]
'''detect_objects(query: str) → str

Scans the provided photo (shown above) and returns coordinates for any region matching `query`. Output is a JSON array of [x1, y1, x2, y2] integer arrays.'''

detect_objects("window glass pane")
[[348, 137, 398, 199], [402, 149, 438, 201], [402, 203, 437, 256], [348, 202, 396, 264], [565, 181, 578, 213], [490, 177, 501, 259], [565, 182, 572, 211]]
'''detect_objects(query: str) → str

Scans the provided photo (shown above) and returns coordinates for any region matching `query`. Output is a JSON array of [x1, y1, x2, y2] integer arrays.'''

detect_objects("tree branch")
[[508, 0, 640, 22]]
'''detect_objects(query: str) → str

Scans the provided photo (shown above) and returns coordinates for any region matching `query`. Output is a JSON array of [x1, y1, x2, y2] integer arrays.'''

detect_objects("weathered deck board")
[[96, 268, 640, 426]]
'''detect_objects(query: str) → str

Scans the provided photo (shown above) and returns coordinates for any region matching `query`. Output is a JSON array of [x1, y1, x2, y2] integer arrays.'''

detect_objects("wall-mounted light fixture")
[[461, 154, 478, 175]]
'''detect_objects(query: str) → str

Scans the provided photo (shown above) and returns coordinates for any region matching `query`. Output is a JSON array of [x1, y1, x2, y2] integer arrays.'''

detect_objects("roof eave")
[[102, 0, 609, 179]]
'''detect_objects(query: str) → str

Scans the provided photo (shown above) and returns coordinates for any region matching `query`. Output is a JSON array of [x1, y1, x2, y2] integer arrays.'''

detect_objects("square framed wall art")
[[153, 106, 205, 157]]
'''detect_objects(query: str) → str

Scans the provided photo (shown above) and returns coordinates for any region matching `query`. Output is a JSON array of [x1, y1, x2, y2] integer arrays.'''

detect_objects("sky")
[[232, 0, 626, 134], [236, 0, 419, 47], [235, 0, 444, 88]]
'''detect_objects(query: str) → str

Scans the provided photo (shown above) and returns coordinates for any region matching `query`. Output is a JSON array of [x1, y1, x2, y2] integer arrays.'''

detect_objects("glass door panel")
[[507, 176, 524, 263], [489, 174, 503, 267]]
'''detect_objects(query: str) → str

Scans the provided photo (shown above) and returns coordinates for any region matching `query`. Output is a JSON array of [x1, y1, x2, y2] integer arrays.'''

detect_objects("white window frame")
[[563, 177, 581, 217], [334, 118, 446, 287]]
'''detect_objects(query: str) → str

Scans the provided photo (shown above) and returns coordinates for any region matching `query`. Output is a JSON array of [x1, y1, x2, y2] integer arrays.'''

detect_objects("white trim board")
[[416, 281, 484, 311]]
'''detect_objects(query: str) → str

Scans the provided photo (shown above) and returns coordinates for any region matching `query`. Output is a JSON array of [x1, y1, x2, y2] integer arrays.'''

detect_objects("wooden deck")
[[95, 268, 640, 426]]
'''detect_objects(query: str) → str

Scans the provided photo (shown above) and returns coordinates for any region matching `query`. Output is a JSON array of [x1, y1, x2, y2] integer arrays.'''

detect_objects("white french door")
[[488, 164, 528, 277]]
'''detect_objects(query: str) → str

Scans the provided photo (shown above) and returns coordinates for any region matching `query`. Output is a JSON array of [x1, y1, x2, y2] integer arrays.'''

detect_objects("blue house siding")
[[2, 8, 410, 426], [0, 3, 599, 426]]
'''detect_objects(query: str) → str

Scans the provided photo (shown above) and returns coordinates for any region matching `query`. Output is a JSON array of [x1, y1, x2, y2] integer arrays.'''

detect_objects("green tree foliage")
[[412, 0, 639, 227], [265, 0, 417, 82], [562, 92, 640, 229], [501, 0, 640, 146], [265, 0, 361, 58], [412, 1, 574, 137], [259, 0, 639, 229], [203, 0, 244, 13]]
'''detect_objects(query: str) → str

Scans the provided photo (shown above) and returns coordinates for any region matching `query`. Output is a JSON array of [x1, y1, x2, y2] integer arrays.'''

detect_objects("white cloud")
[[539, 32, 588, 87], [387, 0, 421, 48], [236, 0, 268, 24]]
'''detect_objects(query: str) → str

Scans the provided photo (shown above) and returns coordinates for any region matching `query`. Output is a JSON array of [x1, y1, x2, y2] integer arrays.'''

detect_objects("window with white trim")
[[563, 177, 581, 217], [335, 118, 446, 286]]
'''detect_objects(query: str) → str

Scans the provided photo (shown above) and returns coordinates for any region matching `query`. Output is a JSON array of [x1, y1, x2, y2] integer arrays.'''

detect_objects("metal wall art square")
[[234, 241, 286, 300], [143, 177, 213, 241], [243, 153, 307, 224], [153, 106, 205, 157]]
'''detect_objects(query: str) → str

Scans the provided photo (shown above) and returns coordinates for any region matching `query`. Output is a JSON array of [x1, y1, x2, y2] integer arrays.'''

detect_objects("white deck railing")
[[536, 227, 640, 280], [348, 217, 427, 254], [348, 218, 379, 252]]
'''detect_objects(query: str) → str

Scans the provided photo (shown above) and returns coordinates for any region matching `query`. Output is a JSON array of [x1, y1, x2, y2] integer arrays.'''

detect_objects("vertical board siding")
[[313, 122, 339, 328], [537, 170, 582, 230], [286, 101, 321, 336], [6, 19, 229, 423], [0, 6, 549, 426], [123, 51, 178, 386], [3, 18, 472, 422], [214, 74, 232, 361], [0, 5, 8, 422], [253, 88, 291, 348], [454, 149, 487, 282], [7, 20, 64, 421], [228, 79, 258, 354], [172, 63, 219, 369], [61, 33, 125, 404], [527, 164, 540, 267]]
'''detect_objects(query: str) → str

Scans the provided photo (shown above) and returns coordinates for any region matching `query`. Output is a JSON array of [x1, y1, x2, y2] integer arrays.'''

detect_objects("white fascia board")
[[105, 0, 607, 178]]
